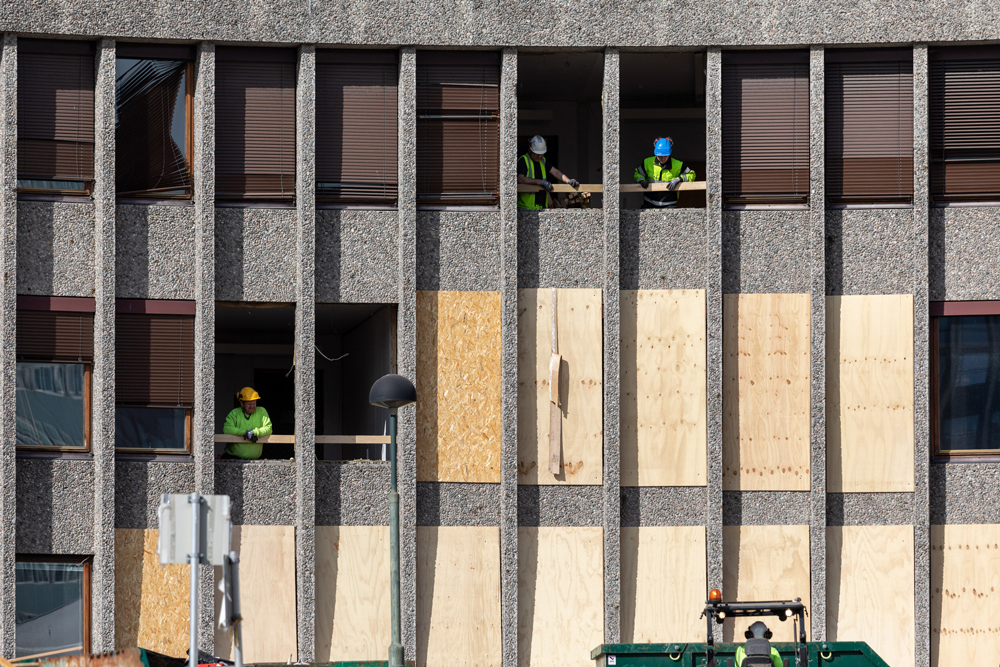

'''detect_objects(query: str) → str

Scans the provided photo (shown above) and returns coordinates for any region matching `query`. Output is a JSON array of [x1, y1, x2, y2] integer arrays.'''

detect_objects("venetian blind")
[[116, 313, 195, 407]]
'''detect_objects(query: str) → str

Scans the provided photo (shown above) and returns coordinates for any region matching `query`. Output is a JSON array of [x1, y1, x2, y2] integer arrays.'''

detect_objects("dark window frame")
[[15, 554, 92, 660]]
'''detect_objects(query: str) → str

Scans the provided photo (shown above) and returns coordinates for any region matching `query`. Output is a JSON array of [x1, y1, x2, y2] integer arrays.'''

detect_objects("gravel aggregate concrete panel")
[[316, 209, 398, 303], [315, 460, 391, 526], [416, 482, 500, 526], [722, 209, 810, 294], [517, 209, 603, 288], [517, 485, 603, 527], [722, 491, 811, 526], [619, 209, 708, 290], [930, 463, 1000, 524], [620, 487, 707, 527], [214, 460, 297, 525], [215, 207, 297, 302], [115, 461, 196, 529], [416, 211, 501, 291], [827, 493, 915, 526], [16, 459, 95, 554], [116, 204, 196, 299], [826, 208, 914, 296], [929, 206, 1000, 301], [17, 201, 95, 296]]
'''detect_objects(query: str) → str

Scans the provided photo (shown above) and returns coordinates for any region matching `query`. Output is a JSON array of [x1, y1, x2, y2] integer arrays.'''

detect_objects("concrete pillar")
[[602, 46, 622, 644], [91, 38, 117, 653], [498, 45, 519, 667], [808, 45, 827, 641], [396, 46, 418, 661], [192, 41, 217, 648], [294, 43, 317, 664], [0, 33, 17, 659]]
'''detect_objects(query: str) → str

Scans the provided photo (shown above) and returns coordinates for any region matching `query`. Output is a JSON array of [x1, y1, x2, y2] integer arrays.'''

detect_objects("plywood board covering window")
[[416, 526, 501, 667], [722, 525, 811, 642], [416, 291, 501, 483], [827, 295, 914, 492], [621, 290, 707, 487], [828, 526, 915, 667], [316, 526, 390, 662], [517, 527, 604, 667], [214, 526, 296, 663], [517, 289, 603, 485], [621, 526, 706, 643], [722, 294, 810, 491], [114, 529, 190, 656], [931, 524, 1000, 667]]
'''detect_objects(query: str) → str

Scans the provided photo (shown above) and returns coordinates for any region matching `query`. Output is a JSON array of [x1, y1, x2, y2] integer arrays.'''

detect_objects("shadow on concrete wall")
[[517, 210, 541, 288], [315, 210, 342, 302], [116, 206, 150, 298], [15, 459, 54, 552], [215, 210, 246, 302], [17, 202, 55, 294], [929, 208, 946, 300], [415, 211, 442, 291], [826, 209, 844, 295]]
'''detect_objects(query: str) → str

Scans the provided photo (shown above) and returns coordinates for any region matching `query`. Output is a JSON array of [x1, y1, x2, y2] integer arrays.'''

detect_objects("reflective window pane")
[[938, 315, 1000, 451], [16, 562, 85, 658], [115, 406, 186, 450], [16, 362, 86, 449]]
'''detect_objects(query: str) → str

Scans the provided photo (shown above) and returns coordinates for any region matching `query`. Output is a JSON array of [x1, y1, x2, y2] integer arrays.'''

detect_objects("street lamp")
[[369, 373, 416, 667]]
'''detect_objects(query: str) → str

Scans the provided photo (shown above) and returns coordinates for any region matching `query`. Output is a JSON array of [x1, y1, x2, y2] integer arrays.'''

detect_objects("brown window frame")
[[930, 300, 1000, 459], [15, 554, 92, 660]]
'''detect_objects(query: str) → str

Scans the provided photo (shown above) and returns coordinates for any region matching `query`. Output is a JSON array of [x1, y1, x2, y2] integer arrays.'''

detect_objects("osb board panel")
[[214, 526, 297, 663], [621, 526, 706, 643], [517, 527, 604, 667], [517, 288, 603, 485], [722, 294, 811, 491], [621, 289, 707, 487], [827, 295, 915, 492], [931, 525, 1000, 667], [828, 526, 915, 667], [722, 525, 810, 642], [115, 529, 190, 656], [416, 526, 502, 667], [416, 290, 502, 483], [316, 526, 391, 662]]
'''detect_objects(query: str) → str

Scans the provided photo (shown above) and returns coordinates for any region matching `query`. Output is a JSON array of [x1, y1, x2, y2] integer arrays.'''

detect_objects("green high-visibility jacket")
[[634, 156, 695, 206], [735, 645, 782, 667], [518, 153, 549, 209], [223, 407, 273, 459]]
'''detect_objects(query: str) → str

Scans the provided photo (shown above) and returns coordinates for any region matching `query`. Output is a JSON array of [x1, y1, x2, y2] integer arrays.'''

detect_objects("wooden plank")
[[621, 527, 706, 643], [827, 295, 914, 492], [215, 434, 391, 444], [114, 529, 190, 656], [722, 294, 811, 491], [316, 526, 391, 662], [517, 289, 603, 485], [931, 525, 1000, 667], [517, 527, 604, 667], [621, 289, 707, 487], [416, 291, 502, 483], [828, 526, 915, 667], [722, 525, 811, 642], [416, 526, 502, 667], [515, 182, 707, 193], [214, 526, 297, 663]]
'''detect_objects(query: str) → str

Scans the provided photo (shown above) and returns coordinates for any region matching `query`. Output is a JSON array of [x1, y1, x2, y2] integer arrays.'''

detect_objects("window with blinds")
[[17, 40, 95, 195], [722, 50, 809, 205], [216, 47, 296, 203], [316, 50, 398, 205], [930, 46, 1000, 203], [826, 49, 913, 205], [116, 44, 194, 198], [416, 51, 500, 207]]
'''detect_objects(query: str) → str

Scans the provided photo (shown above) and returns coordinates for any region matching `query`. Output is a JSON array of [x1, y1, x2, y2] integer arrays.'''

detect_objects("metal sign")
[[157, 493, 232, 566]]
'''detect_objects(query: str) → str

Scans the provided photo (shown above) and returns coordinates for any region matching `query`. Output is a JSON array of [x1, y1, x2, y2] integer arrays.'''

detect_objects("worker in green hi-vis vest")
[[517, 135, 581, 209], [222, 386, 273, 459], [634, 136, 696, 208]]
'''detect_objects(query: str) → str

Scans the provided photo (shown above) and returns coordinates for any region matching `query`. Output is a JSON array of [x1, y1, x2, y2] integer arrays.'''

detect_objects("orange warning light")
[[708, 588, 722, 602]]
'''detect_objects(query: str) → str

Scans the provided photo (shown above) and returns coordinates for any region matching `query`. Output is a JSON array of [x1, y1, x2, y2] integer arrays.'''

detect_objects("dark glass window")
[[115, 406, 187, 450], [16, 561, 87, 658], [15, 362, 87, 450], [935, 315, 1000, 453]]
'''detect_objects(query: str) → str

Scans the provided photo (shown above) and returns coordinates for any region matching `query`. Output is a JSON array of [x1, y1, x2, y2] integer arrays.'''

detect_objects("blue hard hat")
[[654, 137, 672, 157]]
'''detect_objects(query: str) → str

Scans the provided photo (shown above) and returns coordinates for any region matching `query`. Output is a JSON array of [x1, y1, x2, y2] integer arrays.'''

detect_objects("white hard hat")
[[529, 135, 547, 154]]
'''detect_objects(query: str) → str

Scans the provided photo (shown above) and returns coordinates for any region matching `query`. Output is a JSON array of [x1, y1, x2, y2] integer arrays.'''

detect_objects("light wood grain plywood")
[[722, 525, 811, 642], [621, 290, 707, 487], [931, 525, 1000, 667], [827, 295, 914, 492], [517, 527, 604, 667], [416, 290, 502, 483], [722, 294, 811, 491], [517, 289, 603, 485], [828, 526, 915, 667], [316, 526, 391, 662], [621, 526, 706, 643], [114, 529, 190, 656], [214, 526, 297, 663], [416, 526, 502, 667]]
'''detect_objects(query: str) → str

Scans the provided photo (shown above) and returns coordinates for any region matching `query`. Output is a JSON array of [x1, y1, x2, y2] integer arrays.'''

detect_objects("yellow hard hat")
[[237, 387, 260, 401]]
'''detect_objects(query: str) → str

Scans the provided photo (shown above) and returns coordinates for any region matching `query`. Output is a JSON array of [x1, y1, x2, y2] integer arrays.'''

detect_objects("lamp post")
[[369, 373, 417, 667]]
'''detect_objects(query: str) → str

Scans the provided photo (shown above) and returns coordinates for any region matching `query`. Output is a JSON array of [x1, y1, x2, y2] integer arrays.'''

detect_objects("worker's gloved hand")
[[667, 177, 682, 191], [639, 179, 650, 189], [244, 429, 256, 443], [568, 179, 580, 188], [539, 180, 554, 192]]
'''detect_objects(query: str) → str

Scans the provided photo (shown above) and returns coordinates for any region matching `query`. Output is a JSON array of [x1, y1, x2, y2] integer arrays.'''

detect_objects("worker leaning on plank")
[[516, 135, 581, 209], [222, 386, 273, 460], [634, 136, 696, 208]]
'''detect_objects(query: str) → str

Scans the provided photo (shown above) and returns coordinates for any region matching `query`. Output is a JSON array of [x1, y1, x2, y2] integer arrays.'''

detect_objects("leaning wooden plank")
[[215, 434, 390, 444], [214, 434, 296, 444]]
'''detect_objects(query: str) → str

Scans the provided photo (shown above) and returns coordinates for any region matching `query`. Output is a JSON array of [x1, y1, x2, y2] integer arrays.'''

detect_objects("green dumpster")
[[591, 641, 891, 667]]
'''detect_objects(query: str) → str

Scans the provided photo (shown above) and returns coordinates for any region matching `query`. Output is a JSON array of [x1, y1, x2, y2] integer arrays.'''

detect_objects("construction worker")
[[735, 621, 782, 667], [222, 387, 273, 460], [517, 135, 581, 209], [634, 137, 696, 208]]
